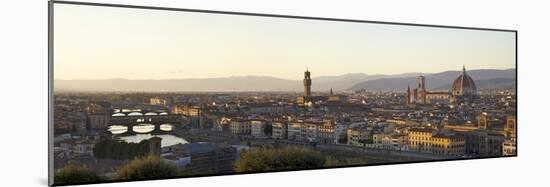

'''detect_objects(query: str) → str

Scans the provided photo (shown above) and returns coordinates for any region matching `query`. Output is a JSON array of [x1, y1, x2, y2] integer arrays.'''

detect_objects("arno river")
[[108, 124, 188, 147]]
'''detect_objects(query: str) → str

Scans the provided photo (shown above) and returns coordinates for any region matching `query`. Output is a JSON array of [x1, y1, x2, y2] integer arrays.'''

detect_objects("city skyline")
[[54, 4, 515, 80], [50, 2, 516, 186], [53, 67, 515, 92]]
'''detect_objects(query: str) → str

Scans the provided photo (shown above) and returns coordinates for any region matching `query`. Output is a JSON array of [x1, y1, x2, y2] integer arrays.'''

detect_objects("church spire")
[[330, 88, 333, 96], [462, 64, 466, 74]]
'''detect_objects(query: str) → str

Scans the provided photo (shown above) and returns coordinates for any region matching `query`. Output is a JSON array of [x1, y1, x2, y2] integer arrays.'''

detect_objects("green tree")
[[264, 124, 273, 136], [324, 156, 368, 167], [54, 164, 103, 185], [234, 146, 326, 172], [117, 156, 179, 180], [93, 139, 151, 160]]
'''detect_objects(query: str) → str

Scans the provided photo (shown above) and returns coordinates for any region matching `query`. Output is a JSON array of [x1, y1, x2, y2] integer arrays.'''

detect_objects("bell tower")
[[417, 76, 426, 104], [303, 69, 312, 96]]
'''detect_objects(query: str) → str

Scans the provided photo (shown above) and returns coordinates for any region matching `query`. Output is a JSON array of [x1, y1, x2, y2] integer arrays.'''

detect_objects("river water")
[[118, 134, 188, 147], [108, 124, 187, 147]]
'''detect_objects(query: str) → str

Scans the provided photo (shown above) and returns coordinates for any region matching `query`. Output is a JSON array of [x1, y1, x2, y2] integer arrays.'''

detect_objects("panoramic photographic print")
[[49, 1, 517, 186]]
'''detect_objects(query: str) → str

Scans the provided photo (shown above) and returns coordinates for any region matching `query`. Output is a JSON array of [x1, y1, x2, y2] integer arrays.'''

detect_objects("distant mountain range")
[[349, 69, 516, 91], [54, 69, 515, 92]]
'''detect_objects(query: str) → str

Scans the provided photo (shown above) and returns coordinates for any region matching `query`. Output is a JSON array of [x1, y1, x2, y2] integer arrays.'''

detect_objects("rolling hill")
[[348, 69, 515, 91], [55, 69, 515, 92]]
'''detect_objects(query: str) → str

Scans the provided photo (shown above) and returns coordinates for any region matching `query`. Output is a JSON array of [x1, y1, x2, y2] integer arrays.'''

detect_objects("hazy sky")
[[54, 4, 515, 80]]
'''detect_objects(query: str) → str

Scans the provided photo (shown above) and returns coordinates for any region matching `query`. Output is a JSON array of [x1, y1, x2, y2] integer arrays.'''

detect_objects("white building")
[[230, 118, 251, 136], [272, 121, 288, 140], [288, 122, 306, 141], [251, 119, 267, 138]]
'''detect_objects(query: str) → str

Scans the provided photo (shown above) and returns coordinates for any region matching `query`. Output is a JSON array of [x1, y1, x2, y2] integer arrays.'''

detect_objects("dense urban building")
[[347, 126, 372, 147], [272, 120, 288, 140], [53, 67, 516, 182], [162, 143, 238, 174], [230, 118, 252, 136], [408, 127, 466, 156]]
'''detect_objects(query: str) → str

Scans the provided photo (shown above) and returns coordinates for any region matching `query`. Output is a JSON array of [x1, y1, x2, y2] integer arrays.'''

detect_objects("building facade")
[[408, 127, 466, 157], [347, 127, 371, 147], [272, 120, 288, 140], [250, 119, 267, 138], [318, 120, 336, 144], [288, 121, 306, 142], [87, 113, 110, 129], [502, 138, 517, 156], [230, 118, 251, 136]]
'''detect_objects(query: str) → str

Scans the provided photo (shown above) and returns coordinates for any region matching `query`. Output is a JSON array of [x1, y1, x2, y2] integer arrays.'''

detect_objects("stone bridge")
[[109, 111, 183, 134]]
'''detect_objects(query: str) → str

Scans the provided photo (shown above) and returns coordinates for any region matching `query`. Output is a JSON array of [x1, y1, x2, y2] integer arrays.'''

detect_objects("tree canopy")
[[324, 156, 369, 167], [117, 156, 179, 180], [93, 139, 150, 160], [234, 146, 326, 172], [54, 164, 103, 185]]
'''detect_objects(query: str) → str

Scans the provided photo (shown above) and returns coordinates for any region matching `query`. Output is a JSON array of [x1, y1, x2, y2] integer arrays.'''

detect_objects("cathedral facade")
[[407, 65, 477, 105]]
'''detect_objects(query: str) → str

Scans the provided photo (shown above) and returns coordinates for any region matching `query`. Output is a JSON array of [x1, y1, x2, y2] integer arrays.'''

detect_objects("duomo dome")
[[452, 65, 477, 96]]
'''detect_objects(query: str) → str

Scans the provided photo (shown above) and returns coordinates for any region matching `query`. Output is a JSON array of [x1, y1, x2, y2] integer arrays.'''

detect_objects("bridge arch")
[[128, 112, 143, 116]]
